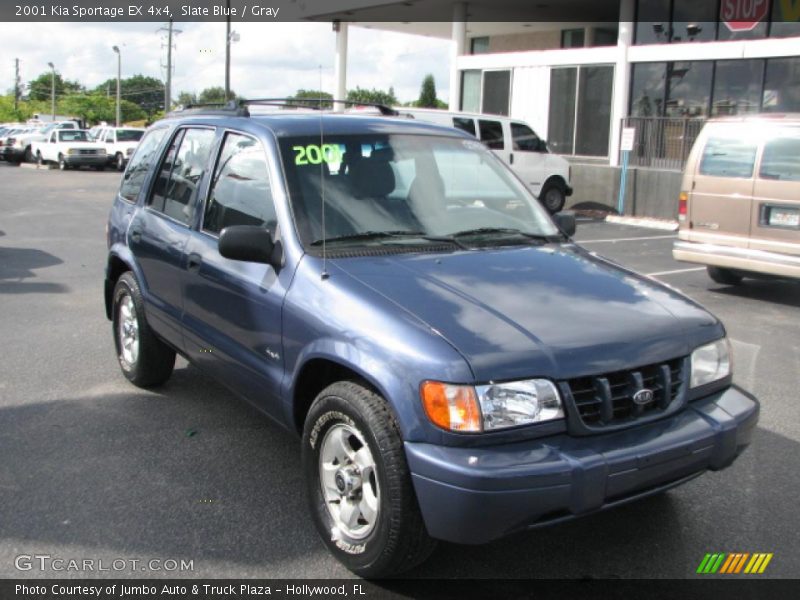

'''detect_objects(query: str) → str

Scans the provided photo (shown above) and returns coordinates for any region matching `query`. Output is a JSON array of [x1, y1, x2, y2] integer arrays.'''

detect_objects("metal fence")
[[621, 117, 706, 171]]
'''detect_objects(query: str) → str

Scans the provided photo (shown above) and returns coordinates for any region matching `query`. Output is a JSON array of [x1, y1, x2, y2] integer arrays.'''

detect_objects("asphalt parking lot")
[[1, 163, 799, 580]]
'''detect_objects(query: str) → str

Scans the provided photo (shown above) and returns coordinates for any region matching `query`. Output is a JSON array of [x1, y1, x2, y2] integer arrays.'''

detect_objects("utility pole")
[[225, 0, 231, 101], [166, 20, 173, 111], [157, 20, 180, 113], [14, 58, 20, 111], [47, 62, 56, 121], [112, 46, 121, 126]]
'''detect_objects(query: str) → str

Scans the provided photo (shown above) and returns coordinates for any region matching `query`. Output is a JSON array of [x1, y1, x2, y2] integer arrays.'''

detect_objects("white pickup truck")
[[33, 129, 107, 171], [95, 127, 145, 170]]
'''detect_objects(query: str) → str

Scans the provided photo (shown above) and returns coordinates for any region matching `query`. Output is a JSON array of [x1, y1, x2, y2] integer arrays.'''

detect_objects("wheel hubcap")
[[319, 423, 379, 540], [117, 294, 139, 365]]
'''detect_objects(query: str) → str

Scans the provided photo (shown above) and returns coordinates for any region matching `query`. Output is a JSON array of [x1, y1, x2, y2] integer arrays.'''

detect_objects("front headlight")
[[690, 338, 731, 388], [67, 149, 76, 155], [421, 379, 563, 433]]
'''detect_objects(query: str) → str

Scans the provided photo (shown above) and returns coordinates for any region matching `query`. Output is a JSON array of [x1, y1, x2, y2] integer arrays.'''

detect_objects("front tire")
[[115, 152, 125, 171], [58, 154, 68, 171], [302, 381, 435, 578], [540, 182, 566, 213], [707, 266, 743, 285], [24, 145, 34, 163], [112, 272, 176, 387]]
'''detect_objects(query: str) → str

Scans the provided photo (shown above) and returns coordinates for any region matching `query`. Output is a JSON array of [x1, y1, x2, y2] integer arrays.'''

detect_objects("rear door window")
[[759, 136, 800, 182], [478, 119, 504, 150], [699, 137, 757, 178], [148, 127, 216, 225]]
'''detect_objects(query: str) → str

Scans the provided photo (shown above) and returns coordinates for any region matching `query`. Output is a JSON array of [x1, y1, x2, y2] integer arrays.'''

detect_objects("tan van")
[[673, 115, 800, 284]]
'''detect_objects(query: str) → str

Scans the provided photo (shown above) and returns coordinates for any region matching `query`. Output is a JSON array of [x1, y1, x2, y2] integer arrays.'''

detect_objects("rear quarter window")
[[698, 136, 757, 178]]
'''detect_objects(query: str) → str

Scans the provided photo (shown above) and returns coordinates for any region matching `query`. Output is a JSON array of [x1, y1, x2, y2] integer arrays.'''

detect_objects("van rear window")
[[759, 136, 800, 182], [699, 137, 757, 178]]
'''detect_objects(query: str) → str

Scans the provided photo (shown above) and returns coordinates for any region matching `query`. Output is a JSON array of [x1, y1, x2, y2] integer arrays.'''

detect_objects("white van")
[[400, 109, 572, 212]]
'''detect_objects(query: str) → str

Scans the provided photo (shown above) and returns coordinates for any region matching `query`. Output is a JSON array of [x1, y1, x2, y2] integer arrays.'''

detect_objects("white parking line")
[[647, 267, 706, 277], [580, 235, 677, 243]]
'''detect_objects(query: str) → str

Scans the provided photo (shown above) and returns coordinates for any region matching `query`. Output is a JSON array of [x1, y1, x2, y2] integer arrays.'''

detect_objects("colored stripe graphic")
[[698, 552, 773, 574], [699, 553, 773, 574]]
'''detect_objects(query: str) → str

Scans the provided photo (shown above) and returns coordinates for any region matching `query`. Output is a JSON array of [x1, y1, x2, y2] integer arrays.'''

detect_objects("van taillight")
[[678, 192, 688, 222]]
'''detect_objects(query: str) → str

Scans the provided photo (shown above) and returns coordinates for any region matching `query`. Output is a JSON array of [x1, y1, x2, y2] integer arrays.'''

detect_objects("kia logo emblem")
[[633, 389, 655, 405]]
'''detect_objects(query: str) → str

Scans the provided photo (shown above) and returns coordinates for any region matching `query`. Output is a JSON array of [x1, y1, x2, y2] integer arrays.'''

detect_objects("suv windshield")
[[279, 134, 559, 249], [117, 129, 144, 142]]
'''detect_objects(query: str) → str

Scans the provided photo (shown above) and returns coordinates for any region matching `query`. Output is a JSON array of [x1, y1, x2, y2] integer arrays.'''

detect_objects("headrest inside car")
[[351, 157, 396, 198]]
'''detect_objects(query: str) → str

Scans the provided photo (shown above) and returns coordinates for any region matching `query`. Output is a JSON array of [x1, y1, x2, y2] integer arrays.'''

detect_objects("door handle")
[[187, 253, 202, 271], [129, 228, 141, 242], [509, 153, 514, 165]]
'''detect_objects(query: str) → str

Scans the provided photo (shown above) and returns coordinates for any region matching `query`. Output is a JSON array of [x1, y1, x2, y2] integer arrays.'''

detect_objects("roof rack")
[[240, 98, 399, 116], [166, 98, 399, 118]]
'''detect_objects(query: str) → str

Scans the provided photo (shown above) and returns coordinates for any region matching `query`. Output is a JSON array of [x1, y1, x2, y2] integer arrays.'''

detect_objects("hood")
[[333, 244, 722, 381]]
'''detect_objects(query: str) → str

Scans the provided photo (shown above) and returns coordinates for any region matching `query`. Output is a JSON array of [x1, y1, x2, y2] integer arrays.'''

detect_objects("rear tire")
[[540, 182, 566, 213], [302, 381, 436, 578], [707, 266, 743, 286], [112, 272, 176, 387]]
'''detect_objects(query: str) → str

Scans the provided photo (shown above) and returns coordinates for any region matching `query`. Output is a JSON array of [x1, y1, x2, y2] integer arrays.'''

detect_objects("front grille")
[[564, 357, 685, 427], [78, 149, 99, 155]]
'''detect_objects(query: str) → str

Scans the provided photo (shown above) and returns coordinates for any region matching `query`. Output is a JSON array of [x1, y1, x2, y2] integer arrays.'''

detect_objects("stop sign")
[[720, 0, 770, 32]]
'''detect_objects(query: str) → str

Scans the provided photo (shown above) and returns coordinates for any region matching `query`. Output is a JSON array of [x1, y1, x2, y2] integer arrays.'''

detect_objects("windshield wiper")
[[447, 227, 563, 243], [310, 230, 427, 246]]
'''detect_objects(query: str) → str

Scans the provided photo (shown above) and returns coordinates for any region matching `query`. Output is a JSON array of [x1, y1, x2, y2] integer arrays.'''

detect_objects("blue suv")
[[105, 102, 759, 577]]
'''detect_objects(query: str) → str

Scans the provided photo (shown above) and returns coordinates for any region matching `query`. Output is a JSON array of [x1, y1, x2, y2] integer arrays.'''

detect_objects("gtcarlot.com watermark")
[[15, 554, 194, 573]]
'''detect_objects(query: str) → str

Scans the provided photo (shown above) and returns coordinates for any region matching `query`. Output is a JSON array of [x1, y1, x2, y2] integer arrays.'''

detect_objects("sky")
[[2, 21, 452, 104]]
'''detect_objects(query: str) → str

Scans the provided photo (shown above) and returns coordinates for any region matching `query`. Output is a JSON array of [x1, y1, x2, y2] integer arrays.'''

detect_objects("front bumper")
[[673, 240, 800, 279], [405, 385, 758, 544], [3, 147, 25, 161], [64, 154, 107, 166]]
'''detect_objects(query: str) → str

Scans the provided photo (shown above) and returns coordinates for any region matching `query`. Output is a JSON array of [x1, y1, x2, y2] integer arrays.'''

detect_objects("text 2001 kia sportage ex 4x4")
[[104, 102, 758, 577]]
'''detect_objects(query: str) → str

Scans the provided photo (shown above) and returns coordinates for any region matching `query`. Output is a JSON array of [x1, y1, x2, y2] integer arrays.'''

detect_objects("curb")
[[605, 215, 679, 232], [18, 162, 51, 170]]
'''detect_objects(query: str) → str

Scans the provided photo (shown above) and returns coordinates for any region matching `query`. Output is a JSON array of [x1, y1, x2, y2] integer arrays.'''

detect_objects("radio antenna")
[[318, 65, 329, 280]]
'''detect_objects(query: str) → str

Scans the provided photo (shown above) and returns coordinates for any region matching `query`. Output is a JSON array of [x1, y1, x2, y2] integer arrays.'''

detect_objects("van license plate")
[[768, 208, 800, 228]]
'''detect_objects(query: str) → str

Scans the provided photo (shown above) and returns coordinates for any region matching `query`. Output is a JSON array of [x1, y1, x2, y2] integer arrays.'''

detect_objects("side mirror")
[[554, 211, 576, 237], [218, 225, 281, 269], [536, 139, 549, 153]]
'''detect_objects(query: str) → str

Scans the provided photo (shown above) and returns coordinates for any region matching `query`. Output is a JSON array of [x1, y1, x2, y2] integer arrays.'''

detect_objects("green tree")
[[93, 75, 165, 116], [417, 74, 439, 108], [346, 86, 398, 107], [198, 86, 237, 104], [175, 91, 198, 107], [27, 71, 83, 102], [288, 89, 333, 109]]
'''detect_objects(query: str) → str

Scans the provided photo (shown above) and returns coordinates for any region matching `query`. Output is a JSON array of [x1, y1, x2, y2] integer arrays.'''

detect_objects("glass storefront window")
[[548, 68, 577, 154], [575, 66, 613, 155], [482, 70, 511, 116], [770, 0, 800, 37], [635, 0, 672, 44], [548, 66, 613, 157], [665, 61, 713, 117], [460, 70, 481, 113], [763, 57, 800, 113], [631, 62, 667, 116], [712, 59, 765, 116], [671, 0, 717, 42]]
